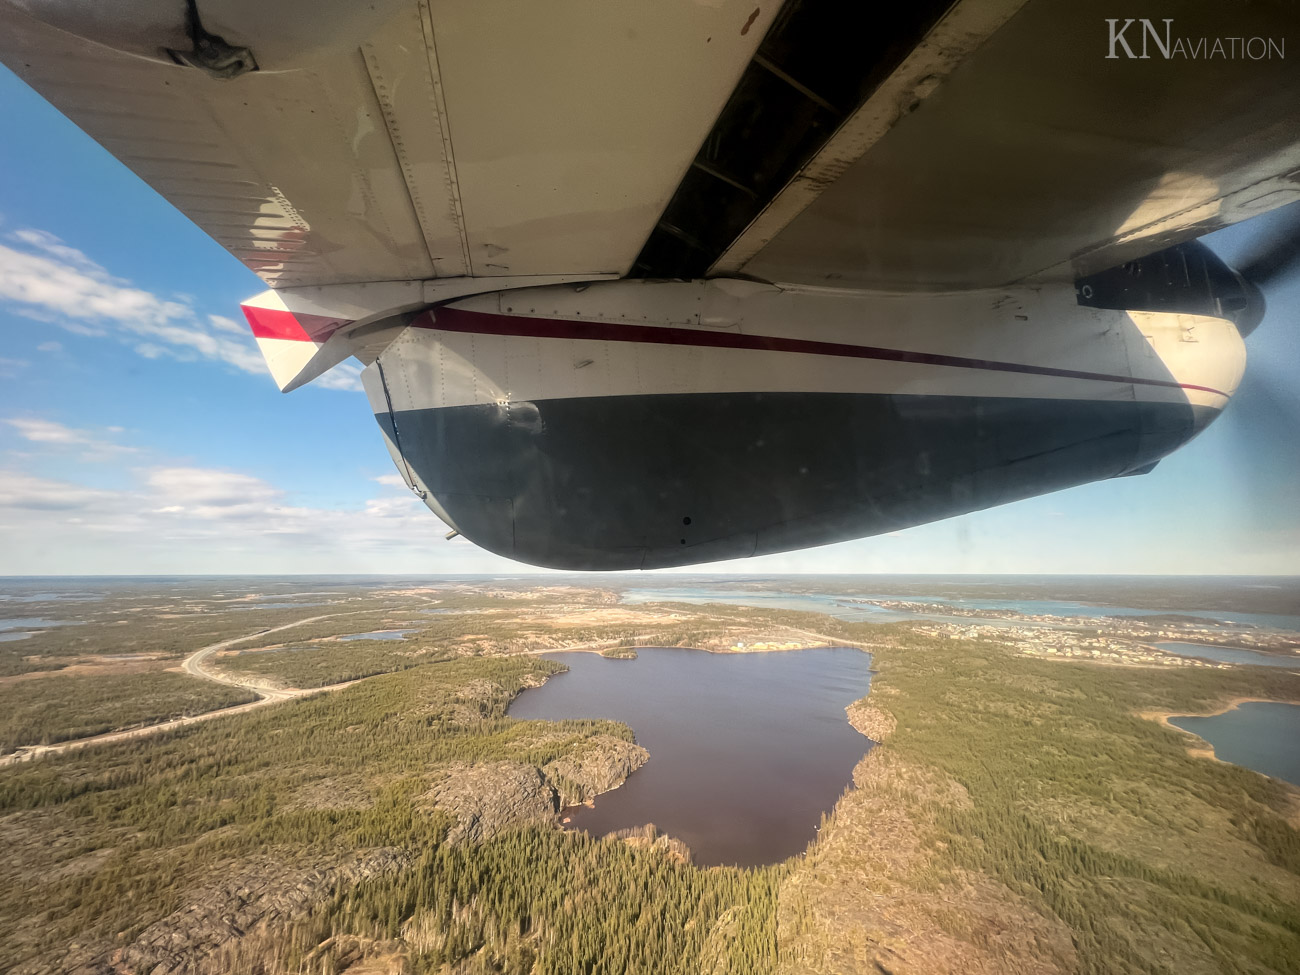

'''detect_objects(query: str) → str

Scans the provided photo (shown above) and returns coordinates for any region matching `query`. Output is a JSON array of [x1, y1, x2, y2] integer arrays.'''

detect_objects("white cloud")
[[10, 228, 112, 276], [0, 470, 118, 511], [3, 417, 138, 460], [0, 356, 28, 378], [0, 237, 188, 325], [208, 313, 246, 334], [6, 418, 91, 445], [0, 228, 356, 391], [146, 466, 282, 513], [364, 496, 420, 518], [12, 307, 109, 336], [372, 473, 409, 488], [36, 341, 62, 353], [315, 361, 365, 392], [0, 458, 519, 573]]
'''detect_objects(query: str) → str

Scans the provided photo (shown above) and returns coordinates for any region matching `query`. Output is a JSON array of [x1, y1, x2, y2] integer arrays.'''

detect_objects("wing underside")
[[2, 0, 1298, 297]]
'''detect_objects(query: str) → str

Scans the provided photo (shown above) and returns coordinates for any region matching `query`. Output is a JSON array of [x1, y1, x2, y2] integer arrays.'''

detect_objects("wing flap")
[[728, 0, 1300, 289]]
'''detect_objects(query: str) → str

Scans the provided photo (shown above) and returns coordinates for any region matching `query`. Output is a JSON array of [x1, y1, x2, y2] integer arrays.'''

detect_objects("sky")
[[0, 63, 1297, 576]]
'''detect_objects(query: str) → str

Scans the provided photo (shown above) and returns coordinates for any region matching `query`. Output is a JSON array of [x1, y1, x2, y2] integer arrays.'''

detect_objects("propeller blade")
[[1236, 200, 1300, 289], [1218, 360, 1300, 529]]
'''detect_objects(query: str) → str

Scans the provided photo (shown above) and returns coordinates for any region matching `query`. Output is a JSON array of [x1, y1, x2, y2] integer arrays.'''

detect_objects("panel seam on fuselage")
[[413, 308, 1229, 398], [374, 357, 419, 491]]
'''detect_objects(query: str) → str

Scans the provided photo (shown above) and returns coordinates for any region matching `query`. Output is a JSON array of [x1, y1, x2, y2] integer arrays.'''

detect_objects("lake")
[[1156, 642, 1300, 669], [0, 617, 78, 640], [0, 617, 71, 631], [620, 587, 1300, 632], [620, 587, 906, 622], [1170, 702, 1300, 786], [507, 647, 874, 868]]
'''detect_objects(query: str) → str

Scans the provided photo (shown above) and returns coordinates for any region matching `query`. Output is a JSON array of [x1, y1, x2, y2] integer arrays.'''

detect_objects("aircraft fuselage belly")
[[362, 280, 1244, 570]]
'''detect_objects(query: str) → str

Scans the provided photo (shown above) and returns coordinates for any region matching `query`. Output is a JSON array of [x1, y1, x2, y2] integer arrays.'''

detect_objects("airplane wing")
[[3, 0, 1297, 299], [0, 0, 789, 289]]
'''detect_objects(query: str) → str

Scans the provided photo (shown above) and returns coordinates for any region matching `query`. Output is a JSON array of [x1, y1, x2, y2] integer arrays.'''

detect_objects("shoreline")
[[1141, 695, 1298, 730], [522, 634, 870, 658], [529, 638, 881, 865], [1140, 696, 1300, 767]]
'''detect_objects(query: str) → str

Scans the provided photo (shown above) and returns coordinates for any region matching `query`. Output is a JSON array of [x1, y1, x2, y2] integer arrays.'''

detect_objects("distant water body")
[[508, 647, 873, 868], [620, 587, 1300, 632], [0, 617, 80, 641], [4, 575, 1296, 628], [1156, 642, 1299, 669], [1171, 703, 1300, 786], [0, 617, 72, 631]]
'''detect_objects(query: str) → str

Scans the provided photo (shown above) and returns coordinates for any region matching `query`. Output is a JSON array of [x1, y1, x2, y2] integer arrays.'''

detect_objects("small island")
[[599, 645, 638, 659]]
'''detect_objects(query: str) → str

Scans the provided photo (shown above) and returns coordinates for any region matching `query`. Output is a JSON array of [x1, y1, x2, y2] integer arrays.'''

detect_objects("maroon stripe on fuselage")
[[413, 308, 1229, 398]]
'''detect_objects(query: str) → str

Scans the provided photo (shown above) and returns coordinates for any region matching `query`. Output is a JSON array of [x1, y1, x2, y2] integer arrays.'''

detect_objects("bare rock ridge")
[[42, 739, 649, 975], [48, 851, 411, 975], [431, 762, 560, 844], [543, 734, 650, 807], [431, 733, 650, 844], [608, 823, 693, 864], [846, 701, 896, 742], [35, 740, 647, 974]]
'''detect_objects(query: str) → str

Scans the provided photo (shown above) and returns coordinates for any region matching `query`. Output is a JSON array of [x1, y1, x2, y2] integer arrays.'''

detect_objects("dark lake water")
[[1171, 703, 1300, 786], [1157, 642, 1300, 669], [507, 647, 873, 868]]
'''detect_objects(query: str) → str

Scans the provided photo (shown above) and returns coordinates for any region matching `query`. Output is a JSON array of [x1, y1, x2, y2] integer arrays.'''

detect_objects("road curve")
[[180, 614, 339, 699], [1, 614, 349, 767]]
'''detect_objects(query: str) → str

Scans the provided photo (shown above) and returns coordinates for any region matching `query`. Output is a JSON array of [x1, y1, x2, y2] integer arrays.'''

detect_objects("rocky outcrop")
[[607, 823, 692, 864], [542, 734, 649, 806], [436, 674, 549, 726], [75, 850, 412, 975], [430, 762, 560, 844], [846, 702, 896, 742], [427, 735, 649, 843]]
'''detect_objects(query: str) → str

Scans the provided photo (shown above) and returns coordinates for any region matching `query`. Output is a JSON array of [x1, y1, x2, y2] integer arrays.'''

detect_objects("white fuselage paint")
[[362, 279, 1245, 420]]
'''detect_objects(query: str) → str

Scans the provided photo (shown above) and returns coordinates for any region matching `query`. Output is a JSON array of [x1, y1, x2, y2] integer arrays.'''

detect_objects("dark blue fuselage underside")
[[377, 392, 1211, 570]]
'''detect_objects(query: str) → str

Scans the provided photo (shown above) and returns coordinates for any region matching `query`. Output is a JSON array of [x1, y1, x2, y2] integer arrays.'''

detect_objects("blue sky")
[[0, 63, 1296, 576]]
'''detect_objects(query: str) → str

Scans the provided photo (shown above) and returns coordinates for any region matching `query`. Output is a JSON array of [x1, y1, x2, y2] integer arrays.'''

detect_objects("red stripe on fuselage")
[[413, 308, 1230, 398]]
